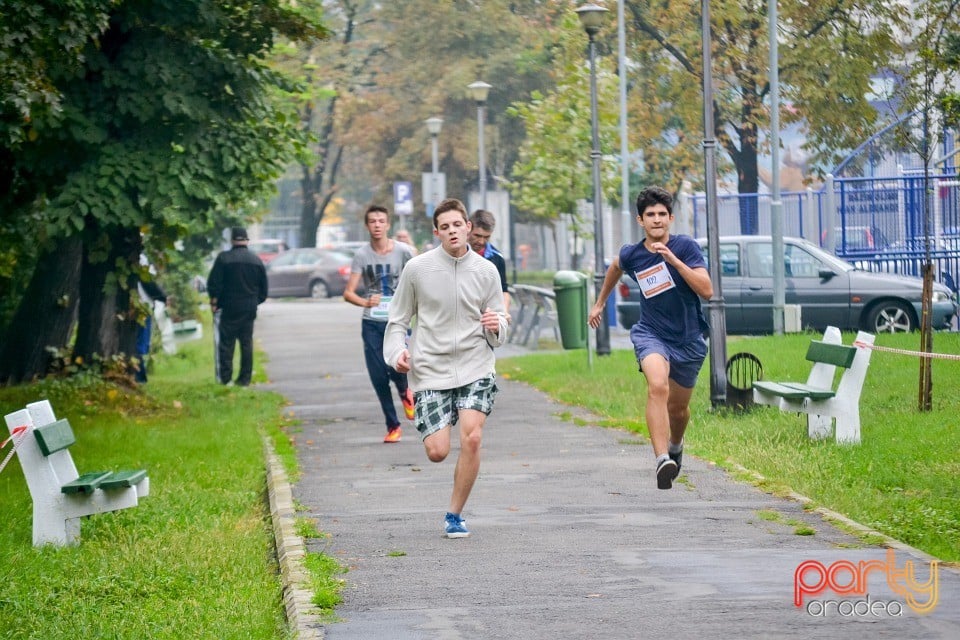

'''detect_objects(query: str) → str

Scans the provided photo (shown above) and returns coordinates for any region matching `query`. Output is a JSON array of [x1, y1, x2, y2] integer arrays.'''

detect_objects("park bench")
[[508, 284, 559, 349], [752, 326, 875, 444], [3, 400, 149, 546]]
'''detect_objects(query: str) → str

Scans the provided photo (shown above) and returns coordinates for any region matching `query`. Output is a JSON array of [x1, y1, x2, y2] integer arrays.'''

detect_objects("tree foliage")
[[0, 0, 326, 384], [507, 12, 620, 227], [884, 0, 960, 411], [276, 0, 563, 243], [626, 0, 905, 208]]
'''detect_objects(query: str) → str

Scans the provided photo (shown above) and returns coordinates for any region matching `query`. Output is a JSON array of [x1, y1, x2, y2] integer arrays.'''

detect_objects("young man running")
[[344, 205, 417, 442], [384, 198, 509, 537], [589, 186, 713, 489]]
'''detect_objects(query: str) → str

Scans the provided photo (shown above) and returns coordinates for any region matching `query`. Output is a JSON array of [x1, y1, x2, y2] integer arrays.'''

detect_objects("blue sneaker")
[[443, 512, 470, 538]]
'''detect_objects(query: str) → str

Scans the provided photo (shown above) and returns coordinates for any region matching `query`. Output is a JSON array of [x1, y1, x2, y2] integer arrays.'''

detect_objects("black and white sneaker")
[[668, 447, 683, 474], [656, 457, 679, 490]]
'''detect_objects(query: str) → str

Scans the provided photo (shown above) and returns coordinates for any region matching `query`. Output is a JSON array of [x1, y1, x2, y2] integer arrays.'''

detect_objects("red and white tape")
[[0, 425, 28, 475]]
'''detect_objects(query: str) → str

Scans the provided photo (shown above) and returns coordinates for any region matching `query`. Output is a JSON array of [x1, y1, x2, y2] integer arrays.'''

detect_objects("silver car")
[[266, 248, 352, 299], [616, 235, 958, 334]]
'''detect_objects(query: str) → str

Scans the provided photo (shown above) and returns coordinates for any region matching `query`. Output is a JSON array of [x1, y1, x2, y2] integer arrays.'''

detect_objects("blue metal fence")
[[689, 172, 960, 294]]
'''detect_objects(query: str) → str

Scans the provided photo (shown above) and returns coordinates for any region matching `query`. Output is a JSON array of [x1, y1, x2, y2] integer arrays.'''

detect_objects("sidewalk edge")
[[264, 438, 324, 640]]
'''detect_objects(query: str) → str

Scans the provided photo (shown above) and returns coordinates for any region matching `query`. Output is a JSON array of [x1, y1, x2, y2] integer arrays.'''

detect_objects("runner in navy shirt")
[[589, 186, 713, 490]]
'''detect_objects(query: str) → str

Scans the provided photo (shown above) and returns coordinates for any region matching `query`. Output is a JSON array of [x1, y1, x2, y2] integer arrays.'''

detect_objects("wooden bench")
[[4, 400, 149, 546], [752, 326, 875, 444]]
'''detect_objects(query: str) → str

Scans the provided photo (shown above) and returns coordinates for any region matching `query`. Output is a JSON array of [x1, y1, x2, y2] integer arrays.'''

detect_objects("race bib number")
[[371, 295, 392, 320], [635, 263, 676, 299]]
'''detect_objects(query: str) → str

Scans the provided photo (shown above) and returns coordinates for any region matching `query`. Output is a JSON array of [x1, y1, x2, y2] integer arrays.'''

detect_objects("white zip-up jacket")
[[384, 246, 508, 392]]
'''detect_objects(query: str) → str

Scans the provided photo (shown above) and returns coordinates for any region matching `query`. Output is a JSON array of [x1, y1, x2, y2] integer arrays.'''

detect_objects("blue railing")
[[689, 172, 960, 294]]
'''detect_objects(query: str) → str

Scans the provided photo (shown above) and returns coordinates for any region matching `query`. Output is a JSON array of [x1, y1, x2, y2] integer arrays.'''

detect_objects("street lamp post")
[[467, 81, 492, 210], [424, 116, 443, 216], [700, 0, 728, 407], [576, 3, 610, 356]]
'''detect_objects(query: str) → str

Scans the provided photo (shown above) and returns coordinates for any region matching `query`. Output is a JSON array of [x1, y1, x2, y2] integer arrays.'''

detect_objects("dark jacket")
[[207, 245, 268, 314]]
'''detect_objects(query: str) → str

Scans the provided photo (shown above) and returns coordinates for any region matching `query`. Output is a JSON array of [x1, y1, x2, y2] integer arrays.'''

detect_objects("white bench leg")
[[33, 501, 79, 546], [806, 413, 832, 440], [835, 411, 861, 444]]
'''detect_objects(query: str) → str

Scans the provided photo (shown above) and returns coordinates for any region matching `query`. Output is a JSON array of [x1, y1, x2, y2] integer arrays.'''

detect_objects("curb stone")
[[264, 438, 323, 640]]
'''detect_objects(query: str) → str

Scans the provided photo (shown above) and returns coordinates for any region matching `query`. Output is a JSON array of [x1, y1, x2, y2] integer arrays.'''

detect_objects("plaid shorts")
[[414, 375, 499, 440]]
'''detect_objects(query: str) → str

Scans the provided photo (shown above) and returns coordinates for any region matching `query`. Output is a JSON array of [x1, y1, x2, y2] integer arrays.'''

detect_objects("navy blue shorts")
[[629, 326, 707, 389]]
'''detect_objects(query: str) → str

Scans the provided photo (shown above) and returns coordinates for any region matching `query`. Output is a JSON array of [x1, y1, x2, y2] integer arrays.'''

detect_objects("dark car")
[[266, 248, 352, 299], [616, 235, 958, 334]]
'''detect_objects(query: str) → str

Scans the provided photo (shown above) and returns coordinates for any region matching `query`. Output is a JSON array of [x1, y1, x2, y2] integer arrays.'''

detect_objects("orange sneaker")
[[402, 388, 415, 421], [383, 427, 402, 443]]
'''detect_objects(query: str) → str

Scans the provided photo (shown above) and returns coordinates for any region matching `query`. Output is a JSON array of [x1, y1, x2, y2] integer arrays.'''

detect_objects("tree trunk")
[[299, 164, 321, 248], [74, 227, 141, 366], [0, 237, 82, 385], [918, 267, 934, 412]]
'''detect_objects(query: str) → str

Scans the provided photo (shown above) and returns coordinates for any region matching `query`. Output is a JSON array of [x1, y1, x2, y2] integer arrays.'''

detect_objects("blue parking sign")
[[393, 181, 413, 216]]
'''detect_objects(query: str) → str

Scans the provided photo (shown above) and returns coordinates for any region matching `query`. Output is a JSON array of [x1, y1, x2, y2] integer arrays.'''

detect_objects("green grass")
[[499, 330, 960, 562], [0, 330, 301, 639], [302, 553, 346, 615]]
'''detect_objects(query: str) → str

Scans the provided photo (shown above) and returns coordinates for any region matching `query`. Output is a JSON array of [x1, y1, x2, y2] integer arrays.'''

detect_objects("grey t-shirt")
[[351, 241, 416, 322]]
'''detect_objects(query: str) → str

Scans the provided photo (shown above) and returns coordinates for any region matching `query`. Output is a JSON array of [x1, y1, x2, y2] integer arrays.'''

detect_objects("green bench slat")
[[173, 320, 200, 334], [806, 341, 857, 368], [60, 469, 148, 494], [99, 469, 148, 490], [753, 380, 836, 400], [61, 471, 113, 494], [33, 419, 76, 456]]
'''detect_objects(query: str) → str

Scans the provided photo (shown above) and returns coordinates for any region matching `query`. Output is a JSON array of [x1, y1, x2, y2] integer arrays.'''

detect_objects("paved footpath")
[[257, 299, 959, 640]]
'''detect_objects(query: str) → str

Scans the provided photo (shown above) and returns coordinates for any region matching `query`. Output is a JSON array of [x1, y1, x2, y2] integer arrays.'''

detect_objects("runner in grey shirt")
[[343, 205, 416, 442]]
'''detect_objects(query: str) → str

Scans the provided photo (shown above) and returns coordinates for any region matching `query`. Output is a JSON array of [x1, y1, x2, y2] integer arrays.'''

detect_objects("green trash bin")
[[553, 270, 588, 349]]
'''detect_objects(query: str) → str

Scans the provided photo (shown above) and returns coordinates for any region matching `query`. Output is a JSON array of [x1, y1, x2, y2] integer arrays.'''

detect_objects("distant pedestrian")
[[344, 205, 417, 443], [588, 186, 713, 489], [394, 229, 418, 256], [469, 209, 511, 317], [207, 227, 268, 386], [384, 198, 509, 538]]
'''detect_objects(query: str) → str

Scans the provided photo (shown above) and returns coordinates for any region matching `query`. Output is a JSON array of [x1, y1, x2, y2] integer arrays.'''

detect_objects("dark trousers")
[[361, 319, 408, 430], [218, 309, 256, 385]]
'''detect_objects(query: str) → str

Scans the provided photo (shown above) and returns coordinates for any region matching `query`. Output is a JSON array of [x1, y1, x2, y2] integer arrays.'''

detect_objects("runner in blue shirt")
[[589, 186, 713, 489], [469, 209, 511, 317]]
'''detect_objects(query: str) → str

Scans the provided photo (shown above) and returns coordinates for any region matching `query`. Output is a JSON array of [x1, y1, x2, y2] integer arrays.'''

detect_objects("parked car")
[[823, 226, 889, 252], [616, 235, 958, 334], [266, 248, 352, 299], [248, 239, 289, 264], [325, 241, 367, 258]]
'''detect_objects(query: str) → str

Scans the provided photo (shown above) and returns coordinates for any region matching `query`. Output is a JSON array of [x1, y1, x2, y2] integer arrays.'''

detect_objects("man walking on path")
[[588, 186, 713, 490], [384, 198, 509, 538], [207, 227, 268, 386], [344, 205, 417, 443]]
